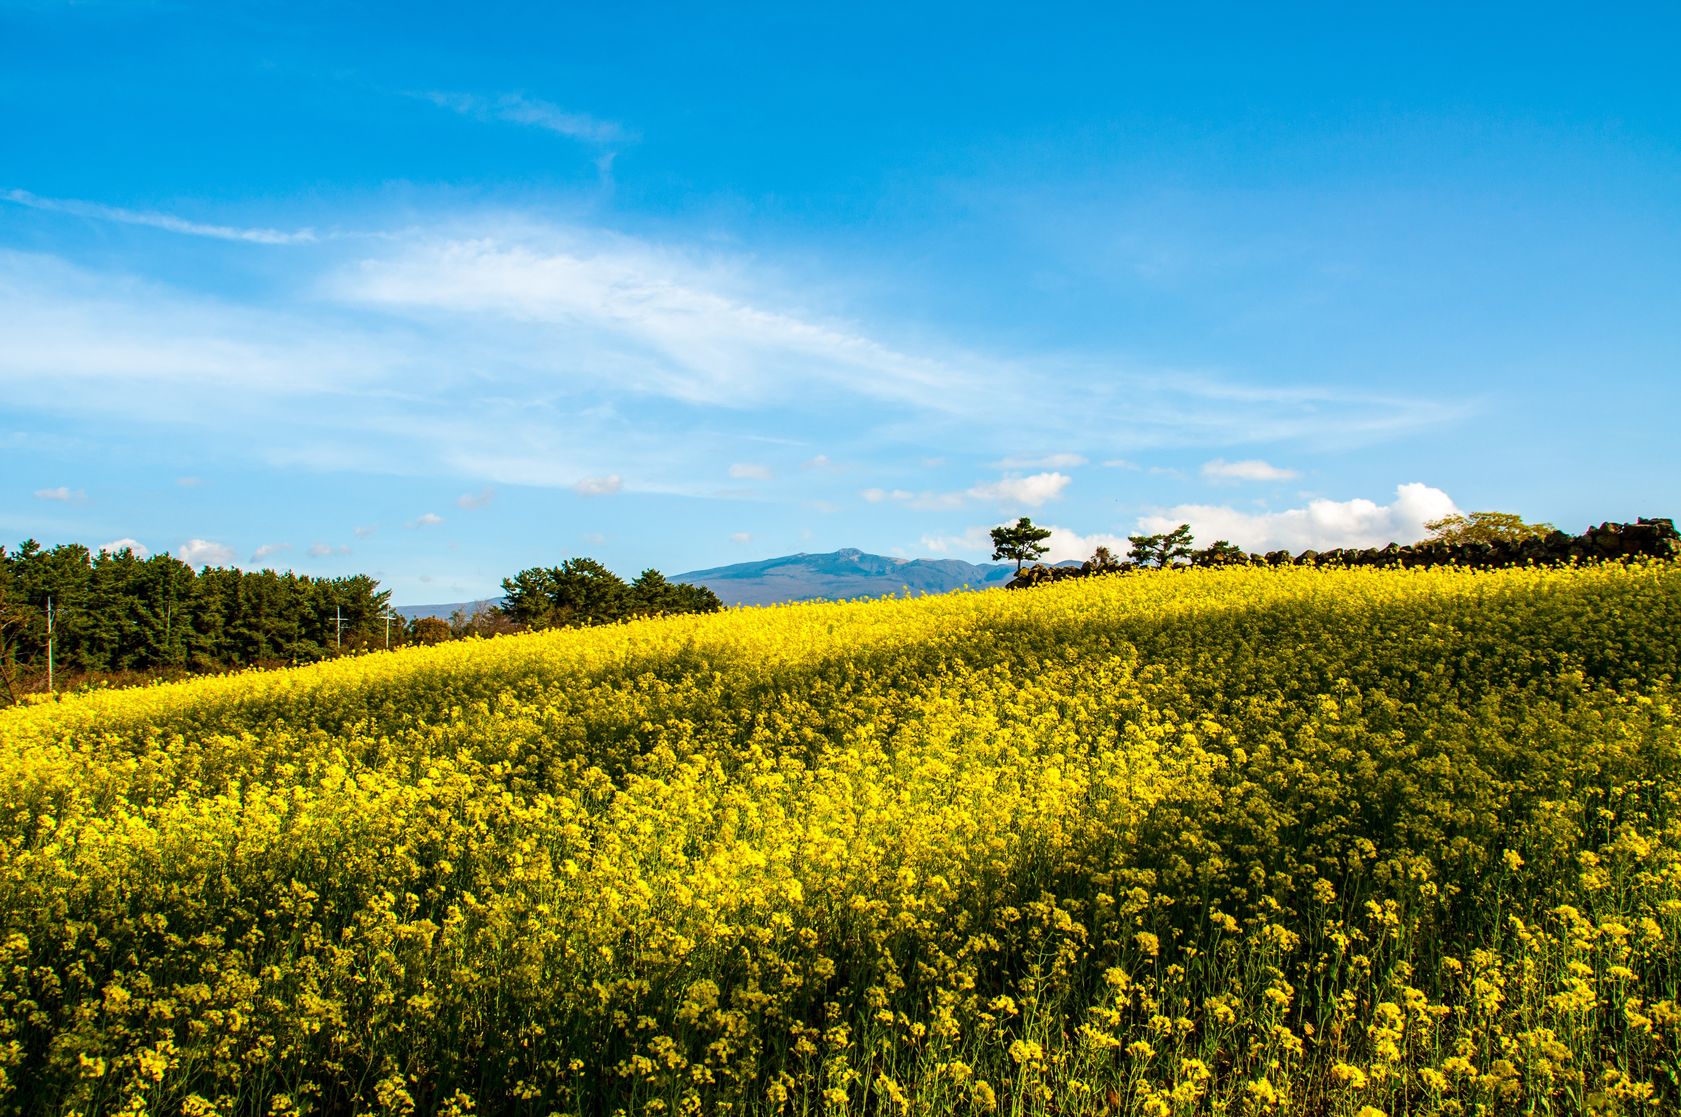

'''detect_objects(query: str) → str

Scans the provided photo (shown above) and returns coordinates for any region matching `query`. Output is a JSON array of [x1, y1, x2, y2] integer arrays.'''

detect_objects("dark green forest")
[[0, 541, 392, 694], [0, 543, 724, 703]]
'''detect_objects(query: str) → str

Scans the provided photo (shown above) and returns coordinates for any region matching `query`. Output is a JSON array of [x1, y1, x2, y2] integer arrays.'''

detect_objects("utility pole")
[[383, 607, 394, 650], [46, 595, 54, 694], [335, 604, 344, 651]]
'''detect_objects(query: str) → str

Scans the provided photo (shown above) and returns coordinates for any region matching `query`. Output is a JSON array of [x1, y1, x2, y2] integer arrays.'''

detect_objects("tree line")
[[0, 543, 722, 703], [407, 560, 723, 644], [988, 511, 1561, 573], [0, 541, 392, 701]]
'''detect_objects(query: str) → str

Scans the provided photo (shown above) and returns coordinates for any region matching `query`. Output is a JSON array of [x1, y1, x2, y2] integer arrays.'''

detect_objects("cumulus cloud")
[[1135, 482, 1460, 553], [729, 462, 772, 480], [864, 472, 1070, 512], [573, 474, 623, 496], [456, 486, 494, 510], [34, 485, 84, 501], [920, 526, 994, 556], [921, 523, 1126, 566], [411, 512, 445, 527], [1201, 457, 1300, 482], [1040, 527, 1132, 565], [730, 531, 752, 544], [966, 472, 1072, 508], [353, 525, 378, 538], [99, 538, 148, 557], [803, 454, 835, 469], [308, 543, 352, 557], [250, 542, 291, 561], [177, 539, 235, 566]]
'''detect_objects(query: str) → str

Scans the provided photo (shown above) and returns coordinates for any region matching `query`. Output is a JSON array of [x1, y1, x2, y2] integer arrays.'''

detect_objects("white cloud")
[[920, 526, 994, 556], [456, 486, 495, 510], [729, 462, 772, 480], [803, 454, 835, 469], [1041, 526, 1132, 565], [177, 539, 235, 566], [1135, 482, 1460, 553], [730, 531, 752, 544], [332, 235, 985, 415], [920, 523, 1126, 566], [251, 542, 291, 561], [573, 474, 623, 496], [33, 485, 84, 501], [1201, 457, 1300, 482], [993, 453, 1087, 469], [1102, 458, 1141, 470], [0, 218, 1467, 504], [308, 542, 351, 557], [411, 512, 445, 527], [421, 92, 630, 144], [863, 471, 1070, 511], [99, 538, 148, 557], [176, 476, 203, 487], [5, 189, 317, 245], [353, 525, 378, 538], [966, 472, 1071, 508]]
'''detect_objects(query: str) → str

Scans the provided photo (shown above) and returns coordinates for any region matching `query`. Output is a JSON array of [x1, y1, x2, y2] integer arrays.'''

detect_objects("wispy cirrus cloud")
[[0, 213, 1468, 508], [456, 486, 495, 510], [420, 92, 632, 145], [331, 233, 988, 415], [34, 485, 85, 501], [992, 453, 1086, 469], [5, 189, 319, 245], [573, 474, 623, 496], [1201, 457, 1299, 482]]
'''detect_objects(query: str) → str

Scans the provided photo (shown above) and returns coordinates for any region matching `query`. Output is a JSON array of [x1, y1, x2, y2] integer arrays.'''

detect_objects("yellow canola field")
[[2, 562, 1680, 1116]]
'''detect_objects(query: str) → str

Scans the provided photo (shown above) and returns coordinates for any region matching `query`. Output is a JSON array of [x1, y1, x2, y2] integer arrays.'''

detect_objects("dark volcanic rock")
[[1003, 518, 1680, 591]]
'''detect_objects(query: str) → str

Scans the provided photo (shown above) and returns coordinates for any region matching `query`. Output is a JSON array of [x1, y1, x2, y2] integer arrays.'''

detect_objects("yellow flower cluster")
[[2, 561, 1680, 1115]]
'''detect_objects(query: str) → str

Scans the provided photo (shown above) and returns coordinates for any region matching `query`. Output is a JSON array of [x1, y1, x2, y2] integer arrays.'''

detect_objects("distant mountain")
[[393, 550, 1032, 614], [673, 548, 1018, 607], [392, 599, 501, 622]]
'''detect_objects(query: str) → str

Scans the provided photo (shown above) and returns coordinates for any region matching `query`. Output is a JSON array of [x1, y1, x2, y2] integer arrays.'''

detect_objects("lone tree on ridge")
[[991, 517, 1053, 573]]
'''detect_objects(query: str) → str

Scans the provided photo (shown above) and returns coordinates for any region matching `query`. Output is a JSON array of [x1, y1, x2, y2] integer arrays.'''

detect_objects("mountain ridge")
[[394, 548, 1022, 615], [674, 547, 1017, 607]]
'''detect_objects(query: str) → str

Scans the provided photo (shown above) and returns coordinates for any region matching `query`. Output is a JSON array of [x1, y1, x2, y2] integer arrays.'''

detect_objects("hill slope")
[[5, 563, 1681, 1114]]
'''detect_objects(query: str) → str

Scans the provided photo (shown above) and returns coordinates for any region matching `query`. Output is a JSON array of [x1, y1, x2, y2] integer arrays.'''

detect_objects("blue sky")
[[4, 2, 1678, 603]]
